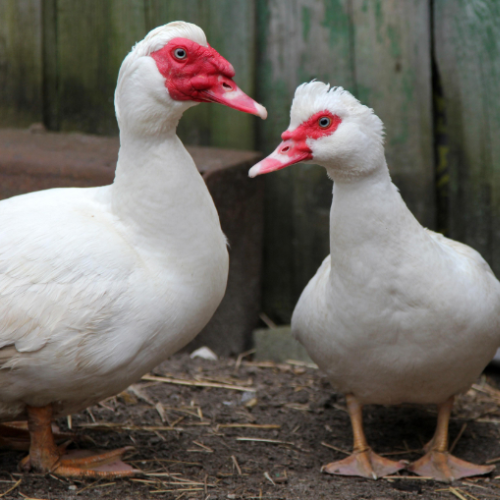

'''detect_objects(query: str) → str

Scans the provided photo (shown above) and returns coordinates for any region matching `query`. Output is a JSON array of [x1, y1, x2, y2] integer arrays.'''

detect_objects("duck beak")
[[248, 140, 312, 177], [201, 76, 267, 119]]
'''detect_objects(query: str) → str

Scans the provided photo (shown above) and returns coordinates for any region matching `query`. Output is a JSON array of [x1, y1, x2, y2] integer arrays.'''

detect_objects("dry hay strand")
[[0, 478, 21, 498], [142, 374, 255, 392]]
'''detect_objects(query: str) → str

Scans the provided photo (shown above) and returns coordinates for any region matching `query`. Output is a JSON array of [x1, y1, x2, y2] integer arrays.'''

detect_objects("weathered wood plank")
[[257, 0, 354, 322], [351, 0, 434, 228], [0, 0, 43, 127], [56, 0, 146, 135], [434, 0, 500, 274], [42, 0, 58, 130], [207, 0, 256, 150]]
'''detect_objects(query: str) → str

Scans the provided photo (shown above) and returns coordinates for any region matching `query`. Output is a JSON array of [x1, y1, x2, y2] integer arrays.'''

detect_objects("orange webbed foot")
[[21, 405, 140, 478], [408, 450, 494, 482], [322, 448, 406, 480], [21, 445, 140, 478]]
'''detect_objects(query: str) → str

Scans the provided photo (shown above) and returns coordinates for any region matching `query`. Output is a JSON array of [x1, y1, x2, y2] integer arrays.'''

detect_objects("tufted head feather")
[[248, 81, 387, 180], [289, 81, 384, 144]]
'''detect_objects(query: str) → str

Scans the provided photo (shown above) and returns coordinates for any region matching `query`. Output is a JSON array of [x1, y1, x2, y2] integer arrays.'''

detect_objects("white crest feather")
[[289, 81, 385, 144]]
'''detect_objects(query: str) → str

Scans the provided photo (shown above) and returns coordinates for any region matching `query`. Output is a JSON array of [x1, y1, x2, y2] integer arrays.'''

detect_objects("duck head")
[[249, 82, 385, 182], [116, 22, 266, 133]]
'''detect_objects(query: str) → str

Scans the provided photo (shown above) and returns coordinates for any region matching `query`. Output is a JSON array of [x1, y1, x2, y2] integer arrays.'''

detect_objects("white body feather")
[[290, 83, 500, 405], [0, 23, 228, 420]]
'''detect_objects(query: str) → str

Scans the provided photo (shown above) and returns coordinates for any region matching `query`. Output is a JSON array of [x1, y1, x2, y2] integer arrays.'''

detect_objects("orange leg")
[[322, 394, 406, 480], [408, 396, 494, 482], [19, 405, 139, 478]]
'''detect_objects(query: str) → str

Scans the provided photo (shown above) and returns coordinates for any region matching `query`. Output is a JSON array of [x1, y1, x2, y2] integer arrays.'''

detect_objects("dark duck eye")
[[174, 48, 187, 59], [319, 116, 331, 128]]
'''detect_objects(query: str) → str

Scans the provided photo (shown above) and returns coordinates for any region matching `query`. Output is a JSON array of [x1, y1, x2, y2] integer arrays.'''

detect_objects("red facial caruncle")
[[151, 38, 267, 119], [248, 110, 341, 177]]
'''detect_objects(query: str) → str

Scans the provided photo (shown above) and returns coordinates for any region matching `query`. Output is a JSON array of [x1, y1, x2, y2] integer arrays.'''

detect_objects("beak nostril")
[[222, 82, 232, 90], [281, 146, 290, 153]]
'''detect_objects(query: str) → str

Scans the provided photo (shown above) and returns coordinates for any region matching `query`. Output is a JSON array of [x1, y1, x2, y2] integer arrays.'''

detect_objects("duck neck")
[[110, 124, 224, 263], [328, 159, 419, 260]]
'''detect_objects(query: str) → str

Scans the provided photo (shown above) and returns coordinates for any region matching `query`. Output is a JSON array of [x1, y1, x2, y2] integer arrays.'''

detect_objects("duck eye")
[[319, 117, 331, 128], [174, 48, 187, 60]]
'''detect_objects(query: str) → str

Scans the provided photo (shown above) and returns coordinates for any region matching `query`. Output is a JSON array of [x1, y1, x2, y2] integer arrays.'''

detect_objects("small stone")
[[245, 397, 258, 408], [190, 346, 218, 361], [240, 391, 255, 404], [28, 122, 47, 134]]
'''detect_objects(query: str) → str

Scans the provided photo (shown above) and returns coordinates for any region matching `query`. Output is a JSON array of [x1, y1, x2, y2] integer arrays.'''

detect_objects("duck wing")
[[0, 187, 138, 362]]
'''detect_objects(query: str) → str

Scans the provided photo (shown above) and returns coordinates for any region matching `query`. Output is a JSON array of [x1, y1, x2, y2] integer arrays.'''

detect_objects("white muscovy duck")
[[249, 81, 500, 482], [0, 21, 266, 478]]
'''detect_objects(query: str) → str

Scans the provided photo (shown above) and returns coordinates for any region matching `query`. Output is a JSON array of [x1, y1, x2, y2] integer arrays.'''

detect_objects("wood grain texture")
[[42, 0, 58, 130], [56, 0, 146, 135], [257, 0, 353, 322], [434, 0, 500, 273], [207, 0, 256, 150], [0, 0, 43, 127], [351, 0, 434, 227]]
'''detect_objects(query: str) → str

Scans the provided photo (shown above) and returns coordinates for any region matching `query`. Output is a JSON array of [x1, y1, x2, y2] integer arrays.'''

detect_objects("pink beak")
[[202, 76, 267, 119], [248, 140, 312, 178]]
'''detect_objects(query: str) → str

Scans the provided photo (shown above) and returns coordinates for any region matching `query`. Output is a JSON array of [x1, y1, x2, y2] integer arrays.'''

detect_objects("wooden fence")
[[1, 0, 499, 324]]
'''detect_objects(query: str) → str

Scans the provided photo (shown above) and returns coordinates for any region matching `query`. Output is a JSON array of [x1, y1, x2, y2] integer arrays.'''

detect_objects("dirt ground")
[[2, 354, 500, 500]]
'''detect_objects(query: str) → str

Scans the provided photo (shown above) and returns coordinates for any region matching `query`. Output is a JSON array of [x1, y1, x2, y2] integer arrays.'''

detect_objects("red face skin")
[[151, 38, 266, 118], [249, 110, 341, 177]]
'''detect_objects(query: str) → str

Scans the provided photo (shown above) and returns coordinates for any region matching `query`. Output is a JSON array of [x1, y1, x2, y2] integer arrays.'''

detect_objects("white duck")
[[0, 21, 266, 478], [249, 82, 500, 482]]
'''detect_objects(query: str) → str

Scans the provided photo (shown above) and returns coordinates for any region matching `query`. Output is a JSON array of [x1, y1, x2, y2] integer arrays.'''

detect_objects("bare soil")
[[1, 354, 500, 500]]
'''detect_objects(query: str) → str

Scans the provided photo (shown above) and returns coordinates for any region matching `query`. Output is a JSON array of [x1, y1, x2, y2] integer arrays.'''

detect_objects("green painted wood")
[[0, 0, 43, 127], [434, 0, 500, 273], [351, 0, 434, 228], [42, 0, 59, 130], [207, 0, 256, 150], [56, 0, 146, 135], [257, 0, 354, 323]]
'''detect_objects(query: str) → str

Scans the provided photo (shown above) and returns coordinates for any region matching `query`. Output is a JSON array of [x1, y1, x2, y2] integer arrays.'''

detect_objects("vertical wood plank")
[[42, 0, 59, 130], [351, 0, 434, 228], [257, 0, 354, 322], [207, 0, 256, 150], [56, 0, 146, 135], [434, 0, 500, 273], [0, 0, 43, 127]]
